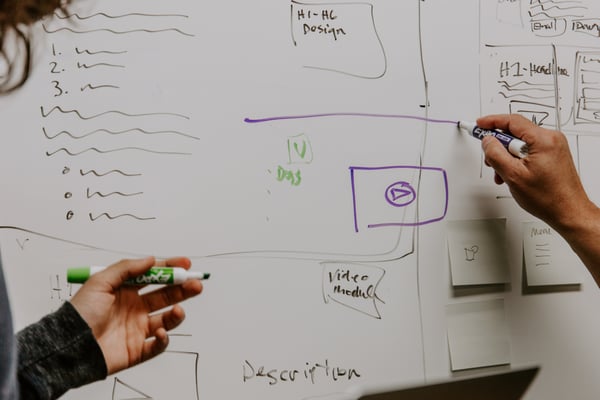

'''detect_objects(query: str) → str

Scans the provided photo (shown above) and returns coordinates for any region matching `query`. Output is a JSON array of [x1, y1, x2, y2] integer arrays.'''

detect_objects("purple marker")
[[458, 121, 529, 159]]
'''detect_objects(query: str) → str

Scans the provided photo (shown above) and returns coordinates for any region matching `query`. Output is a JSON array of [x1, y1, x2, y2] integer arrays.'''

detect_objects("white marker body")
[[69, 266, 209, 284], [458, 121, 529, 158]]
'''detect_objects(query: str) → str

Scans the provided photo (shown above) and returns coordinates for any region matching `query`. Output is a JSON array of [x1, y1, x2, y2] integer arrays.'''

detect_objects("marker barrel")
[[458, 121, 529, 158], [67, 266, 210, 284]]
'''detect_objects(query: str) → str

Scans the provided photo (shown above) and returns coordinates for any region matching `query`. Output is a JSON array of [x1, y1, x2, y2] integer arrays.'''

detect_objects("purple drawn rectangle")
[[349, 165, 448, 232]]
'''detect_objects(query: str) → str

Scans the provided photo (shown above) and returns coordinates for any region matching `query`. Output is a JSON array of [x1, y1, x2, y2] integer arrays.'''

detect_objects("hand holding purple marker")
[[458, 121, 529, 159], [242, 112, 529, 158]]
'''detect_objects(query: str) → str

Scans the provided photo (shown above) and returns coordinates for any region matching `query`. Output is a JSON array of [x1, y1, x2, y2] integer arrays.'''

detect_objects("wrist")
[[553, 197, 600, 241]]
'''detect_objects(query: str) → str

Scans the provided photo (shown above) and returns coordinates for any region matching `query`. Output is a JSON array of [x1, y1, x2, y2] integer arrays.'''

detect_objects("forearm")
[[17, 302, 107, 400], [551, 199, 600, 287], [478, 114, 600, 285]]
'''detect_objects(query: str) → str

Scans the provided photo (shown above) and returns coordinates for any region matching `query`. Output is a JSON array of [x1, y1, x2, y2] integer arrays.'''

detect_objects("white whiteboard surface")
[[2, 1, 600, 399]]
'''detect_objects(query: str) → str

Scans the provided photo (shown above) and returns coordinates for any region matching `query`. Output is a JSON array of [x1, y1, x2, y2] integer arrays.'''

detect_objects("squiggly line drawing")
[[89, 213, 156, 221], [43, 127, 198, 140], [499, 84, 553, 92], [80, 83, 120, 91], [498, 80, 553, 89], [529, 2, 587, 13], [535, 243, 551, 267], [75, 47, 127, 55], [498, 92, 554, 99], [46, 147, 192, 156], [40, 106, 190, 120], [80, 169, 141, 177], [528, 10, 584, 18], [42, 24, 194, 37], [77, 62, 125, 69], [54, 11, 189, 20], [86, 188, 143, 198]]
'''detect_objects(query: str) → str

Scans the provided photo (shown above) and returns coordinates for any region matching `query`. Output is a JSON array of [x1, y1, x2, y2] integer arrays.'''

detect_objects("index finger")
[[141, 279, 203, 313], [154, 257, 192, 270]]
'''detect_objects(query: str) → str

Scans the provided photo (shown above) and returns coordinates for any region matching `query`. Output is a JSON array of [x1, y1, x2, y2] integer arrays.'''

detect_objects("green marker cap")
[[67, 267, 91, 283]]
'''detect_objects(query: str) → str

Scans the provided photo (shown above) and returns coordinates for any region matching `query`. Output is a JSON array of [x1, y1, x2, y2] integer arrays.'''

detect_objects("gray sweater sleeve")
[[16, 302, 108, 400]]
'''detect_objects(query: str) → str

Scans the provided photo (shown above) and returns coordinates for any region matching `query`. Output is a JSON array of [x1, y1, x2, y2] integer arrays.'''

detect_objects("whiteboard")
[[2, 1, 600, 399]]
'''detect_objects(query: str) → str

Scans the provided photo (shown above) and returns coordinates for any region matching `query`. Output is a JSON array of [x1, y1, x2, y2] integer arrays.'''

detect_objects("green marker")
[[67, 266, 210, 285]]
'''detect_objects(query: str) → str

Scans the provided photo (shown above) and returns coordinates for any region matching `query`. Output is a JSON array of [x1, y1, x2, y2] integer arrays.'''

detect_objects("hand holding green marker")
[[67, 266, 210, 285]]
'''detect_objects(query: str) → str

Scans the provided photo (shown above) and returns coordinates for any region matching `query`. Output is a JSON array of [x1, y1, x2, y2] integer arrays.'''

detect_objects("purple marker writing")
[[458, 121, 529, 159]]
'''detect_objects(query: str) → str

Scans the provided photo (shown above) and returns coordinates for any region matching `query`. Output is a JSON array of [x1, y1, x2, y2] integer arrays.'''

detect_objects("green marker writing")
[[67, 266, 210, 285]]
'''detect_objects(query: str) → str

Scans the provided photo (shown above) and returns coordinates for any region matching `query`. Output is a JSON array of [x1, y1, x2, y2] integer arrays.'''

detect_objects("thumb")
[[90, 256, 156, 289]]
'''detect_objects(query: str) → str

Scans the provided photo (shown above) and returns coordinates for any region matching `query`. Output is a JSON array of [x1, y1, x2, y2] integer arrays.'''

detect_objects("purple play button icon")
[[385, 181, 416, 207]]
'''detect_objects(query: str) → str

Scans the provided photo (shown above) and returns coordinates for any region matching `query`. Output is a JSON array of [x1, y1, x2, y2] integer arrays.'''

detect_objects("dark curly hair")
[[0, 0, 70, 93]]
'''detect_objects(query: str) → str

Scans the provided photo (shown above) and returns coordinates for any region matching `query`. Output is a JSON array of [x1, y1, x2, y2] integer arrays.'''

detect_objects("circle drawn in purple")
[[385, 181, 416, 207]]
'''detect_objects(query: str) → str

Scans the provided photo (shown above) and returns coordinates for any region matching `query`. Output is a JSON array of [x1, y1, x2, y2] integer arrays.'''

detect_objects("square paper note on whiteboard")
[[446, 299, 511, 371], [447, 219, 511, 286], [523, 221, 582, 286]]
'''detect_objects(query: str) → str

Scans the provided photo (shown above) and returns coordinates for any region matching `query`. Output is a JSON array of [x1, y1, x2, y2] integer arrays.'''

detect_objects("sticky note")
[[523, 221, 582, 286], [446, 299, 511, 371], [447, 219, 511, 286]]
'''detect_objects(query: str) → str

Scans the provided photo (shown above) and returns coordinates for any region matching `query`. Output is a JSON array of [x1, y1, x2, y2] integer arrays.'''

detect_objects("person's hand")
[[478, 113, 600, 285], [477, 114, 592, 230], [70, 256, 203, 374]]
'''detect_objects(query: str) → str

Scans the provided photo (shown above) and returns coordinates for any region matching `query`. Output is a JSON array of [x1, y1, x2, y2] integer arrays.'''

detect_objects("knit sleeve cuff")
[[16, 301, 107, 400]]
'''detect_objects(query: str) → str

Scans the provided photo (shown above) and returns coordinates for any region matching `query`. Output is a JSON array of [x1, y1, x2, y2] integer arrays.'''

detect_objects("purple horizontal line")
[[368, 215, 446, 229], [244, 112, 458, 125]]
